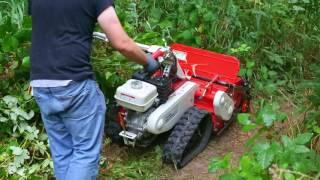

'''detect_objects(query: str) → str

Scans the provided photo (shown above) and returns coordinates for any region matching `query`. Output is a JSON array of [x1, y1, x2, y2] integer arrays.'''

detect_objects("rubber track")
[[163, 106, 208, 167]]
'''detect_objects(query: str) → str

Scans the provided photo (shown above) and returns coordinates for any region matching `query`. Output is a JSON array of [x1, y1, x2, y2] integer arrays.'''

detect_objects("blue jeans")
[[33, 79, 106, 180]]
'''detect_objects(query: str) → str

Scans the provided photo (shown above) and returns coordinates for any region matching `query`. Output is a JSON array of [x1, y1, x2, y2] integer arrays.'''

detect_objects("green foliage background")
[[0, 0, 319, 179]]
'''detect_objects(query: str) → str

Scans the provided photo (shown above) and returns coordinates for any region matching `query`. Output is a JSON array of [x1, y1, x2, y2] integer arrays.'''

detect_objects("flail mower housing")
[[93, 32, 250, 169]]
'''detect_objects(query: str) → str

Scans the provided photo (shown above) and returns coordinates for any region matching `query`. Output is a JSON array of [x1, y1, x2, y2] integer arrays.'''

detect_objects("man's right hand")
[[144, 54, 160, 74]]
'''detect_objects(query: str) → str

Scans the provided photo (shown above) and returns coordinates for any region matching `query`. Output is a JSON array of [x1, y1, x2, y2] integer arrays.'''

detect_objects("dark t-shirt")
[[29, 0, 113, 81]]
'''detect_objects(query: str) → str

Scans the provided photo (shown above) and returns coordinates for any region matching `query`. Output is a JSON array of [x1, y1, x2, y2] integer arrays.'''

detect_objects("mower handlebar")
[[93, 32, 187, 80]]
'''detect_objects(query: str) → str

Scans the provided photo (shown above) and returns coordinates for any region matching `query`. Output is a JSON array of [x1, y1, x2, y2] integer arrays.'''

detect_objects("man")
[[29, 0, 159, 179]]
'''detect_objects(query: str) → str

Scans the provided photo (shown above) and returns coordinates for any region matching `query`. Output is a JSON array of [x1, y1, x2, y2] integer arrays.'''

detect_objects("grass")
[[99, 139, 171, 180]]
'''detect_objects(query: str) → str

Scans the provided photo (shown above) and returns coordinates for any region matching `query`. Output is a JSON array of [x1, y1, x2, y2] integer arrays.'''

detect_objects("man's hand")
[[97, 6, 148, 65], [144, 54, 160, 74]]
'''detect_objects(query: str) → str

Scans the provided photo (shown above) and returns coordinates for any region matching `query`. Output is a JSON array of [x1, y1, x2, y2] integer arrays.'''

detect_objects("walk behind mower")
[[93, 32, 250, 169]]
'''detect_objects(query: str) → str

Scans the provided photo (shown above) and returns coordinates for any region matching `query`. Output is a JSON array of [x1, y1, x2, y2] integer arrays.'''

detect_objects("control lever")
[[162, 48, 177, 78]]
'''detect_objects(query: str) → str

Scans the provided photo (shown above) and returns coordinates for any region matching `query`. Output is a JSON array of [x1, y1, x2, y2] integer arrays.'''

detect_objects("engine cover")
[[114, 79, 158, 112], [146, 81, 198, 134]]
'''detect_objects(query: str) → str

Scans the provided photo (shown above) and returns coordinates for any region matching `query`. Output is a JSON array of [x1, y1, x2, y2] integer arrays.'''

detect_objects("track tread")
[[163, 106, 209, 168]]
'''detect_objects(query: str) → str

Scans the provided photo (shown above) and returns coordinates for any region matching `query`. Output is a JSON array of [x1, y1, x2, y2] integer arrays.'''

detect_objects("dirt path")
[[171, 123, 253, 180], [102, 122, 253, 179]]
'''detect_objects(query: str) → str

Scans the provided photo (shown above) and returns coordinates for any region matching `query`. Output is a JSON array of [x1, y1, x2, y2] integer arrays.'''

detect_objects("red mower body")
[[170, 44, 249, 132]]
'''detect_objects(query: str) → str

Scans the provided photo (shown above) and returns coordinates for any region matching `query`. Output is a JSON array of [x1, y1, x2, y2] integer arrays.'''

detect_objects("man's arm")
[[97, 6, 147, 65]]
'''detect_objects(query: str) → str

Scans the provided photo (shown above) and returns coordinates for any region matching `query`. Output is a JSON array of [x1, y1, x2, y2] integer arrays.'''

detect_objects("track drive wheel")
[[163, 107, 212, 169]]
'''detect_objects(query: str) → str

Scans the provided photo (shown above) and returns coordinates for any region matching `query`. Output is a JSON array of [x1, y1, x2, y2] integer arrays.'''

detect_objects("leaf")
[[294, 133, 313, 145], [238, 69, 246, 76], [0, 65, 4, 73], [28, 164, 40, 175], [237, 113, 257, 132], [2, 36, 19, 52], [281, 135, 294, 148], [293, 145, 310, 153], [7, 163, 18, 175], [284, 172, 295, 180], [178, 30, 193, 41], [3, 95, 18, 108], [256, 104, 284, 127], [16, 167, 26, 177], [10, 146, 30, 166], [189, 11, 198, 24], [220, 173, 244, 180], [0, 53, 4, 63], [0, 116, 8, 122], [14, 150, 30, 166], [159, 20, 173, 29], [25, 125, 40, 140], [27, 110, 35, 120], [42, 159, 51, 169], [39, 133, 48, 141], [21, 56, 30, 70], [203, 11, 215, 22], [12, 107, 33, 120], [208, 154, 231, 173], [10, 146, 23, 156], [313, 126, 320, 134], [269, 141, 282, 155], [246, 61, 255, 69], [292, 5, 305, 11], [10, 112, 18, 122], [34, 141, 47, 155], [150, 8, 162, 23], [239, 155, 257, 172], [105, 72, 113, 81], [246, 69, 253, 78], [18, 122, 28, 133], [252, 143, 275, 169], [261, 113, 276, 127], [195, 36, 202, 46]]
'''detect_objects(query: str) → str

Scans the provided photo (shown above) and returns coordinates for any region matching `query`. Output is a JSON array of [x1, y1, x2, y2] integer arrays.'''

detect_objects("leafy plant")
[[210, 101, 320, 179], [210, 133, 320, 179], [0, 93, 53, 178]]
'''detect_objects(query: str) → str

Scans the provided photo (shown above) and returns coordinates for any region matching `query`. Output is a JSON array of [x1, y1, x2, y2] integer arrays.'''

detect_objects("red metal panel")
[[171, 43, 241, 84]]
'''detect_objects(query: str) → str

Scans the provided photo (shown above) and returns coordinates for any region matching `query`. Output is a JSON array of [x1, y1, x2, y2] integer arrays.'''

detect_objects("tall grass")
[[0, 0, 25, 28]]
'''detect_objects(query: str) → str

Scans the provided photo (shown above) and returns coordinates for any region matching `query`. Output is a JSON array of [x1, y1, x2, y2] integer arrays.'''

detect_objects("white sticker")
[[173, 50, 187, 62]]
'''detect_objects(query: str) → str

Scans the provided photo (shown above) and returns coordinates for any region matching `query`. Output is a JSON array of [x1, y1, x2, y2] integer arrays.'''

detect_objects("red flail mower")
[[94, 32, 250, 169]]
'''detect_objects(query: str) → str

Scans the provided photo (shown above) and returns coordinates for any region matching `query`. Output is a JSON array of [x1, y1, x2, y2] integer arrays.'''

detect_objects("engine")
[[114, 78, 198, 147], [113, 49, 199, 147]]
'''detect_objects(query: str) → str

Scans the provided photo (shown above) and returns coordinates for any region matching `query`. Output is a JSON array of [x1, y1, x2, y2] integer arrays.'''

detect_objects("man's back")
[[30, 0, 113, 81]]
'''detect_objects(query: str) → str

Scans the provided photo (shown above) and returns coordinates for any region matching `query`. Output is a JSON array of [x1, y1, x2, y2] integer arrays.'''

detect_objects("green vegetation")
[[0, 0, 319, 179]]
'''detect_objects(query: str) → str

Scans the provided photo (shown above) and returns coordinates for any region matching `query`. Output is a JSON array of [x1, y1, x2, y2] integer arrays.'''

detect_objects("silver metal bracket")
[[119, 131, 137, 147]]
